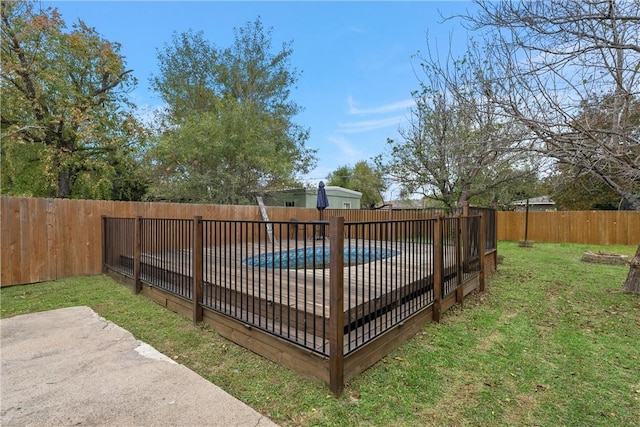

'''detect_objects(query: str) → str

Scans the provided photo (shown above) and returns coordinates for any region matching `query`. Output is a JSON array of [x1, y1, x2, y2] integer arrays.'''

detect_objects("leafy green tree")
[[326, 166, 351, 189], [544, 164, 626, 211], [327, 161, 387, 208], [1, 0, 148, 199], [473, 166, 543, 210], [148, 19, 316, 204]]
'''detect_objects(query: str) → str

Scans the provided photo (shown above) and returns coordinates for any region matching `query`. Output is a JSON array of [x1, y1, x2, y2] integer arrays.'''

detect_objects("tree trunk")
[[624, 243, 640, 295], [457, 185, 470, 208], [57, 169, 72, 198]]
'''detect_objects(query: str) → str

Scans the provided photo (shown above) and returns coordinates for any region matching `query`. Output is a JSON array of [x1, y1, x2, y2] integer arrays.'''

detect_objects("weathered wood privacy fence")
[[496, 210, 639, 245], [2, 196, 635, 288], [103, 213, 496, 394]]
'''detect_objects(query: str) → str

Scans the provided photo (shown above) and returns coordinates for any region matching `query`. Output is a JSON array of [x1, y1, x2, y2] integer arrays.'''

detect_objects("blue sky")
[[44, 1, 479, 191]]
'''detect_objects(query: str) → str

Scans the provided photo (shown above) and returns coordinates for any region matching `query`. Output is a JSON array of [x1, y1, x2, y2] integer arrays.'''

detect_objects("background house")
[[384, 198, 430, 209], [265, 186, 362, 209], [511, 196, 556, 212]]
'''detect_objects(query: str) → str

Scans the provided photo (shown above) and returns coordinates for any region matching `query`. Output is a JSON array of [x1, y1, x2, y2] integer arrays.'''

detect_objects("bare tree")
[[463, 0, 640, 209], [378, 41, 538, 210]]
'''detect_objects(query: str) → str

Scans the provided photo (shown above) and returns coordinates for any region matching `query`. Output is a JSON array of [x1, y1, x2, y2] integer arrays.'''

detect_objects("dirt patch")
[[581, 252, 630, 266], [475, 330, 503, 352], [503, 392, 542, 426], [415, 380, 482, 425]]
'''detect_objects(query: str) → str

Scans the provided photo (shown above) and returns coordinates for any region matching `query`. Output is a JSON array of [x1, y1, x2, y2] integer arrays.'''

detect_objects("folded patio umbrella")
[[316, 181, 329, 221]]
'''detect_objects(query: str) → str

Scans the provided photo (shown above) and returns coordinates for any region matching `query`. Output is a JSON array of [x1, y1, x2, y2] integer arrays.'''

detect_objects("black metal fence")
[[103, 217, 135, 276], [140, 218, 193, 298], [103, 214, 489, 361], [470, 206, 497, 251], [103, 213, 494, 394], [343, 219, 437, 354], [201, 220, 331, 354], [441, 216, 458, 297]]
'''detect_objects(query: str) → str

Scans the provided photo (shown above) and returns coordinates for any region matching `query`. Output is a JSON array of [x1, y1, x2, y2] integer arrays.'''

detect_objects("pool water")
[[243, 246, 400, 269]]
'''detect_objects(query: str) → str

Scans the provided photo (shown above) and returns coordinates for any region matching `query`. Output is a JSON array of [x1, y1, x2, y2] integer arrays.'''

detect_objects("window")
[[285, 201, 295, 207], [343, 202, 351, 209]]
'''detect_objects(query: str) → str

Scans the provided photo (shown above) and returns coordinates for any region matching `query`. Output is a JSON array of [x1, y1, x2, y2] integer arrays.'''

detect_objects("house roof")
[[324, 186, 362, 197], [269, 186, 362, 197], [384, 199, 426, 209], [512, 196, 555, 206]]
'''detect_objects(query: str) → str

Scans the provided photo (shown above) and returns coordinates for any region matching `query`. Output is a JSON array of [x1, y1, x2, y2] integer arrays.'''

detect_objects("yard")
[[2, 241, 638, 426]]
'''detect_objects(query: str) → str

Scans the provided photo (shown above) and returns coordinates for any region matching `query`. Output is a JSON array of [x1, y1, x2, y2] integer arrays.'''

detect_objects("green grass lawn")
[[2, 242, 639, 426]]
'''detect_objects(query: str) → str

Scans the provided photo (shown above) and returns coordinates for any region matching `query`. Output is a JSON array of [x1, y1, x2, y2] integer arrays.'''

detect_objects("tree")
[[148, 19, 316, 204], [624, 244, 640, 294], [486, 170, 543, 211], [326, 165, 351, 189], [463, 0, 640, 209], [377, 42, 538, 211], [544, 164, 627, 210], [326, 161, 387, 208], [1, 0, 148, 200]]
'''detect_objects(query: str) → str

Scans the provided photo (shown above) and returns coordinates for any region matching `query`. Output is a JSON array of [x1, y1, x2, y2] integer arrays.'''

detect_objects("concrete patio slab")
[[0, 306, 278, 426]]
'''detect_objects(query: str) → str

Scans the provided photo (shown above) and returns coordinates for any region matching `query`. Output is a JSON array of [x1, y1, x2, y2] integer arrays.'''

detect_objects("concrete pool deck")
[[0, 306, 278, 426]]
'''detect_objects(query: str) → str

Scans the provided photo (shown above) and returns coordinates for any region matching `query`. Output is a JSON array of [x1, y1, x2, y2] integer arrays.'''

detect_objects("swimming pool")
[[243, 246, 400, 269]]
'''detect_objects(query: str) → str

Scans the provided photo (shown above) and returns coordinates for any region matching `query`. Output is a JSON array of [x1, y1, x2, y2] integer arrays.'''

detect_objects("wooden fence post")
[[193, 216, 203, 323], [329, 216, 345, 396], [456, 217, 463, 305], [462, 215, 471, 273], [433, 216, 443, 323], [101, 215, 107, 274], [462, 201, 470, 216], [134, 216, 142, 294], [479, 214, 486, 293], [493, 207, 498, 270]]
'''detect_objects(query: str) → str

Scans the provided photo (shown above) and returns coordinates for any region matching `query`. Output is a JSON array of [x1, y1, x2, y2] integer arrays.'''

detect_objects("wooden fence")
[[497, 211, 639, 246], [1, 197, 323, 287], [2, 196, 636, 287]]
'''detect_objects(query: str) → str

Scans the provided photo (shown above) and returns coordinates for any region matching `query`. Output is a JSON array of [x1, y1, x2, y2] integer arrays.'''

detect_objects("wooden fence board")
[[19, 198, 30, 283], [45, 199, 57, 281], [1, 198, 9, 285], [32, 199, 47, 282], [497, 211, 639, 245]]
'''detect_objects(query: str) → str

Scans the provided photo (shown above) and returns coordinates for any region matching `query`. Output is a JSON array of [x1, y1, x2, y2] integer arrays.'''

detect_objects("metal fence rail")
[[140, 218, 193, 299], [103, 217, 135, 276], [343, 219, 436, 354], [471, 207, 497, 251], [201, 220, 330, 355]]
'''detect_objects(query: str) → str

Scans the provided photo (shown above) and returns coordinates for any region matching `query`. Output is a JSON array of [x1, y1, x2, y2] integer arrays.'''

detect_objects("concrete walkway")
[[0, 306, 278, 426]]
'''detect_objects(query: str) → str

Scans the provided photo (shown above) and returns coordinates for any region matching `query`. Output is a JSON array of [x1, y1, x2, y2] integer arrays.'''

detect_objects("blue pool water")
[[243, 246, 400, 269]]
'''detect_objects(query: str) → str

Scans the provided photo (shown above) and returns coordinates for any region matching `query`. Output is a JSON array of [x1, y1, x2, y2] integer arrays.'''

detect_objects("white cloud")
[[337, 116, 405, 134], [347, 96, 415, 115], [328, 134, 362, 158]]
